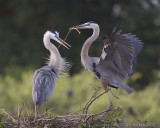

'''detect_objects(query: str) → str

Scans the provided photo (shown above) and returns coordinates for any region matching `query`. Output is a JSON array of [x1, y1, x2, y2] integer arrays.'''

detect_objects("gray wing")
[[124, 33, 143, 75], [97, 27, 143, 80], [32, 66, 56, 106], [95, 27, 143, 94]]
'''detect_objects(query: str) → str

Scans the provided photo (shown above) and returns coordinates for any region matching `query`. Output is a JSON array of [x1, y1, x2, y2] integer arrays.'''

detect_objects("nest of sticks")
[[0, 88, 124, 128]]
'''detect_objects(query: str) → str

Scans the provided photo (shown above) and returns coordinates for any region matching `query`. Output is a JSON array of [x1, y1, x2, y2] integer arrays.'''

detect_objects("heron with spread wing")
[[32, 28, 71, 119], [70, 21, 143, 109]]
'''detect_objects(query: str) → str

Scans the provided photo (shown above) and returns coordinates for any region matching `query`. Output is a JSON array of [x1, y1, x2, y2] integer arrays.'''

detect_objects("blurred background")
[[0, 0, 160, 127]]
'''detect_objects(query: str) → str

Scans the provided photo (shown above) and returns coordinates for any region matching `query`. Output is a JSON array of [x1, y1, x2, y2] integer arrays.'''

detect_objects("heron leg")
[[34, 105, 37, 122], [100, 78, 113, 110], [106, 90, 113, 110], [45, 100, 48, 115], [34, 105, 39, 122]]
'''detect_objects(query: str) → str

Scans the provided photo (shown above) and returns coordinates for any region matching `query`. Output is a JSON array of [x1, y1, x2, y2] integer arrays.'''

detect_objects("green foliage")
[[0, 109, 7, 128], [0, 67, 159, 127]]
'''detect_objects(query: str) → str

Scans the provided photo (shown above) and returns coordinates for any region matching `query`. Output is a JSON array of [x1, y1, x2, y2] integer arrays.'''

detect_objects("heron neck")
[[43, 36, 61, 69], [81, 26, 100, 65]]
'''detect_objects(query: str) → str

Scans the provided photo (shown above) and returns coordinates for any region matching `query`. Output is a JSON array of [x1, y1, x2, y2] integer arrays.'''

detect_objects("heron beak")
[[69, 24, 86, 30], [57, 37, 71, 49]]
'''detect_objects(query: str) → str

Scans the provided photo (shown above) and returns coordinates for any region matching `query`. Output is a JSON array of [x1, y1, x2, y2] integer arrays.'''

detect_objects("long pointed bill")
[[57, 37, 71, 49], [69, 24, 86, 32]]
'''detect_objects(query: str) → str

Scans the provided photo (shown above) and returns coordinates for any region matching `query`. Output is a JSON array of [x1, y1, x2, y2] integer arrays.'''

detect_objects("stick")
[[84, 90, 109, 119], [0, 109, 17, 122], [83, 87, 101, 114], [58, 29, 72, 48]]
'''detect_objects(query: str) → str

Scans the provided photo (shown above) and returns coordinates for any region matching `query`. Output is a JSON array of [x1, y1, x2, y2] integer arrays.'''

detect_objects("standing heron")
[[32, 28, 71, 119], [70, 21, 143, 109]]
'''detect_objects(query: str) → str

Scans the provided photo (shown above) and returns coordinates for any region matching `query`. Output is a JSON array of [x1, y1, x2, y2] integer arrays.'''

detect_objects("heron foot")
[[34, 116, 39, 126], [101, 103, 114, 118], [34, 117, 36, 122], [107, 102, 113, 110]]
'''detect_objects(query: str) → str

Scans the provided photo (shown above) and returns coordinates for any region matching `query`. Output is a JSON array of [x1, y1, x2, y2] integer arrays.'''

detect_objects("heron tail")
[[118, 82, 133, 94], [111, 78, 133, 94]]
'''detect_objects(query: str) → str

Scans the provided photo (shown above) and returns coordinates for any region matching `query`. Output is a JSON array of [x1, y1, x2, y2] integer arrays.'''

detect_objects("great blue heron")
[[70, 21, 143, 109], [32, 28, 71, 119]]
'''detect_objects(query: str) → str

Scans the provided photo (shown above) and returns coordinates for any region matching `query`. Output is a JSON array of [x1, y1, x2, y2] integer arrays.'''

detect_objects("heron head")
[[70, 21, 98, 30], [47, 28, 71, 49]]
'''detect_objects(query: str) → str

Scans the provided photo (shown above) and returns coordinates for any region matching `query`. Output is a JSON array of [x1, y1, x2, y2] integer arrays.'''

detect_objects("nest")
[[0, 88, 124, 128]]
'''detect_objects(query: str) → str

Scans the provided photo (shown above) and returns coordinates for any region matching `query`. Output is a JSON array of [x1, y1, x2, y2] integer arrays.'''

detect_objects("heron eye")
[[55, 34, 58, 38]]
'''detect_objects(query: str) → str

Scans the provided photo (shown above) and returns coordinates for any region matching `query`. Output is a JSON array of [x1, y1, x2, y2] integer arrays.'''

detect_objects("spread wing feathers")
[[124, 33, 143, 75], [98, 27, 143, 80], [32, 66, 56, 106]]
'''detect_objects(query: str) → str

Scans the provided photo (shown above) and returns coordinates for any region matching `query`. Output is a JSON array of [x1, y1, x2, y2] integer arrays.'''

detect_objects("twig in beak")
[[75, 28, 81, 34], [58, 29, 72, 49], [64, 29, 72, 41]]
